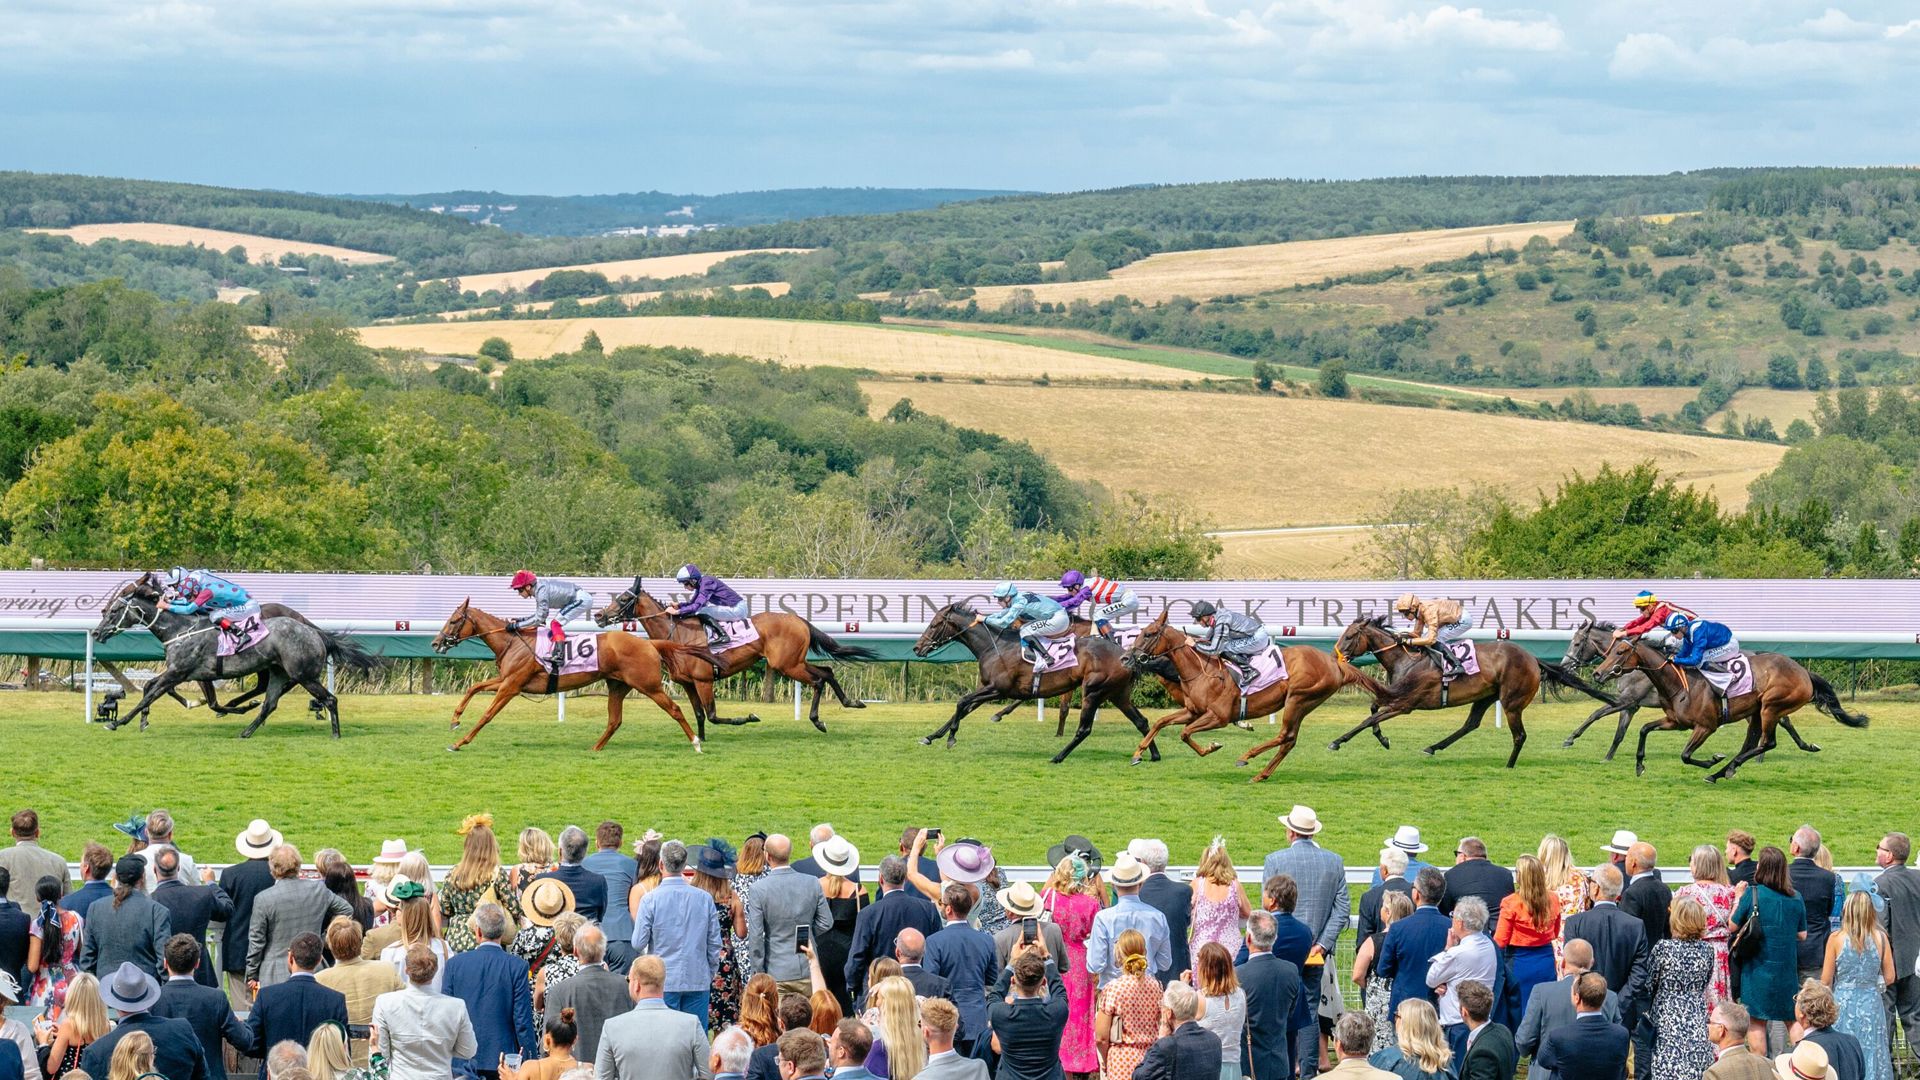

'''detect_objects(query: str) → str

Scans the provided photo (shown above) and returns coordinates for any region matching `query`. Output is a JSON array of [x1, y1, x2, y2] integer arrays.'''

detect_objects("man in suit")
[[1457, 981, 1516, 1080], [0, 811, 66, 907], [137, 810, 200, 893], [986, 946, 1068, 1080], [1132, 838, 1193, 983], [0, 871, 27, 992], [893, 928, 952, 1002], [1727, 832, 1758, 887], [246, 844, 352, 992], [595, 956, 712, 1080], [919, 998, 989, 1080], [150, 849, 232, 989], [710, 1025, 755, 1080], [1357, 849, 1414, 948], [1704, 1001, 1774, 1080], [1135, 980, 1225, 1080], [545, 925, 631, 1062], [63, 844, 114, 916], [1618, 842, 1670, 1080], [1237, 912, 1301, 1080], [585, 821, 639, 972], [1535, 973, 1630, 1080], [992, 883, 1066, 969], [1875, 832, 1920, 1057], [445, 904, 539, 1080], [1517, 940, 1620, 1080], [793, 824, 861, 885], [1790, 826, 1836, 981], [745, 834, 833, 997], [845, 856, 940, 1001], [1320, 1013, 1397, 1080], [82, 962, 212, 1080], [219, 820, 282, 1007], [535, 826, 609, 925], [1797, 981, 1866, 1080], [1562, 865, 1650, 1032], [1377, 868, 1452, 1016], [154, 934, 256, 1075], [314, 917, 400, 1067], [1263, 806, 1345, 1080], [925, 885, 997, 1057], [247, 932, 348, 1079], [1442, 838, 1516, 932], [79, 856, 173, 979], [827, 1018, 879, 1080]]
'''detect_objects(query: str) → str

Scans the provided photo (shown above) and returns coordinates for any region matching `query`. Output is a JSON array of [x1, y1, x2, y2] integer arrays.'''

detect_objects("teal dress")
[[1732, 884, 1806, 1022], [1832, 938, 1892, 1080]]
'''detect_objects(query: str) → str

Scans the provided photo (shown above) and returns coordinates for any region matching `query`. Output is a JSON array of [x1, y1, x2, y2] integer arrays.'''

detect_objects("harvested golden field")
[[355, 317, 1191, 380], [867, 382, 1785, 528], [431, 250, 810, 294], [1711, 388, 1822, 433], [1213, 527, 1369, 579], [922, 221, 1576, 308], [24, 223, 393, 264], [438, 281, 793, 319]]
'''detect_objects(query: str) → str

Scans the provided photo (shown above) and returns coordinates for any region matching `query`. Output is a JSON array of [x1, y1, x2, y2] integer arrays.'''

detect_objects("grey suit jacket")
[[595, 999, 711, 1080], [79, 890, 173, 978], [1263, 840, 1349, 953], [745, 867, 831, 983], [993, 920, 1068, 970], [546, 963, 632, 1062], [1878, 864, 1920, 977], [919, 1051, 991, 1080], [1516, 973, 1619, 1080], [247, 879, 353, 986]]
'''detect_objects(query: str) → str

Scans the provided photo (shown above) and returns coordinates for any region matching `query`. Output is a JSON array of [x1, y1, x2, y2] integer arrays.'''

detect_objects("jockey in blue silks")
[[164, 567, 261, 640], [1666, 612, 1743, 711], [979, 581, 1071, 671]]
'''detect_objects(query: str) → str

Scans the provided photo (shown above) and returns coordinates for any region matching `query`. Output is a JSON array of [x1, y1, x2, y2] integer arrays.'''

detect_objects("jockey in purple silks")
[[668, 564, 749, 641], [1050, 570, 1140, 640]]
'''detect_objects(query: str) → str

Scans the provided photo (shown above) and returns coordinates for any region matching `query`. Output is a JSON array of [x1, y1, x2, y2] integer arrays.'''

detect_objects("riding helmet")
[[510, 570, 537, 590], [1663, 612, 1691, 632], [1634, 589, 1658, 608], [676, 564, 701, 584], [1059, 569, 1085, 589], [1190, 600, 1217, 619], [1394, 592, 1419, 613], [990, 581, 1019, 600]]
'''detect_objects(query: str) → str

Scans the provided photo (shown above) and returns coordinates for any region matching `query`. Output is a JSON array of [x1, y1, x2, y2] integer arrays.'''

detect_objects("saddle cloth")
[[706, 617, 761, 653], [1443, 639, 1481, 678], [1241, 644, 1289, 696], [1033, 634, 1079, 674], [534, 633, 603, 675], [215, 616, 270, 657], [1700, 653, 1755, 698]]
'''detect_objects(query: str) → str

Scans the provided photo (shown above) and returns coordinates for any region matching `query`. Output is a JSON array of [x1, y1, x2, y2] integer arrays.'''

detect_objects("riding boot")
[[1228, 657, 1257, 687], [696, 614, 724, 645], [1020, 641, 1043, 670]]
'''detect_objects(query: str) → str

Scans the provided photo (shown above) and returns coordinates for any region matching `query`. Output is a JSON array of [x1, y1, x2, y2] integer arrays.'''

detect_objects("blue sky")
[[3, 1, 1915, 195]]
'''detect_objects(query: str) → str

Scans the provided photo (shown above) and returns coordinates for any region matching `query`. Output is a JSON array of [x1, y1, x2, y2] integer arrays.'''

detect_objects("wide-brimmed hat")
[[1776, 1041, 1829, 1080], [1386, 826, 1428, 854], [112, 813, 149, 844], [100, 961, 161, 1012], [937, 841, 996, 885], [1602, 830, 1638, 856], [0, 970, 19, 1004], [1046, 835, 1102, 871], [1110, 854, 1148, 888], [1280, 805, 1323, 836], [522, 878, 576, 927], [373, 839, 408, 865], [693, 842, 737, 880], [816, 836, 860, 877], [235, 818, 283, 859], [1000, 881, 1043, 919]]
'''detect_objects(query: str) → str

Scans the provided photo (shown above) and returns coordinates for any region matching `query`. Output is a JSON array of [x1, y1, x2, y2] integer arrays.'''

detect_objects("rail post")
[[793, 679, 801, 723], [83, 632, 94, 722]]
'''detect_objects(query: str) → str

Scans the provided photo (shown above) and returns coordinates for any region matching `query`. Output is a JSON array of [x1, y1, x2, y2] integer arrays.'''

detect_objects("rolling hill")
[[344, 186, 1033, 234]]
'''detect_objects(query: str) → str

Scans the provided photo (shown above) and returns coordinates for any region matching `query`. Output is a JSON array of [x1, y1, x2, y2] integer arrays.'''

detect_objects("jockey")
[[1666, 612, 1741, 700], [505, 571, 594, 649], [164, 568, 261, 641], [978, 581, 1071, 671], [1189, 601, 1269, 685], [1614, 589, 1698, 641], [1393, 592, 1472, 677], [667, 564, 749, 639], [1051, 570, 1139, 640]]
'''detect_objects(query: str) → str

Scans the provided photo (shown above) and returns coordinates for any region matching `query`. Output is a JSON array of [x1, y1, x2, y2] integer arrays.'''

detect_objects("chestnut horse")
[[1593, 635, 1866, 781], [1122, 611, 1357, 781], [594, 580, 875, 742], [433, 600, 717, 753]]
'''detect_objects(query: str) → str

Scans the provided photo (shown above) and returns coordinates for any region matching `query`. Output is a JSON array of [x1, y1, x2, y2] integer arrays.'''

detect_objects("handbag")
[[1729, 898, 1765, 963]]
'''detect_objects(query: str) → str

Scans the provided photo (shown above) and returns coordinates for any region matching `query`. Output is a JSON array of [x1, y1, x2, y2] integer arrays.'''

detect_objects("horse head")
[[595, 577, 649, 627], [432, 598, 477, 654], [1592, 635, 1651, 682], [1122, 610, 1177, 671], [92, 577, 160, 643], [913, 603, 972, 658], [1560, 618, 1617, 668], [1333, 615, 1394, 664]]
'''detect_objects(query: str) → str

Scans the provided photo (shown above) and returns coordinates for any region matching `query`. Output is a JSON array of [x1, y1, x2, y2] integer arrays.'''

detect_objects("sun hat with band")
[[816, 836, 861, 878], [936, 840, 996, 885], [1045, 835, 1102, 872], [523, 877, 577, 927], [1109, 853, 1148, 888], [1386, 826, 1428, 854], [999, 881, 1044, 920], [1775, 1040, 1829, 1080], [235, 818, 283, 859], [1602, 830, 1638, 856], [373, 839, 408, 865], [99, 961, 163, 1013], [1279, 805, 1323, 836], [0, 970, 19, 1005]]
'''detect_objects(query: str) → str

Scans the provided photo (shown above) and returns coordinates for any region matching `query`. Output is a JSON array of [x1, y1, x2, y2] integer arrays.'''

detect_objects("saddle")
[[683, 615, 760, 652]]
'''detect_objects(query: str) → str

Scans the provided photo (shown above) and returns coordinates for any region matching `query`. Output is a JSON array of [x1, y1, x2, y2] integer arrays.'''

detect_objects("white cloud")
[[907, 47, 1036, 71], [1801, 8, 1878, 40], [1607, 28, 1888, 85]]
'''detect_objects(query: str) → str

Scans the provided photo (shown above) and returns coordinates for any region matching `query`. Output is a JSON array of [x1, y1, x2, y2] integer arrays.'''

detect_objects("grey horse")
[[90, 577, 380, 738], [1559, 618, 1658, 760]]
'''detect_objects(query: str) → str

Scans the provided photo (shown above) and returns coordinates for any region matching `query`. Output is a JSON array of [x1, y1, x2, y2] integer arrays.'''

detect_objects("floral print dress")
[[710, 896, 744, 1031], [1673, 881, 1737, 1005], [29, 907, 84, 1014], [732, 869, 768, 977], [439, 867, 524, 953], [1098, 974, 1165, 1080]]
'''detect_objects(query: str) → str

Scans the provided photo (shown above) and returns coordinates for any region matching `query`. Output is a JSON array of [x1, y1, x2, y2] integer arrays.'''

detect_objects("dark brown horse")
[[1593, 635, 1867, 781], [1122, 611, 1356, 781], [433, 600, 717, 752], [1328, 615, 1613, 768], [912, 602, 1159, 764], [594, 580, 874, 742]]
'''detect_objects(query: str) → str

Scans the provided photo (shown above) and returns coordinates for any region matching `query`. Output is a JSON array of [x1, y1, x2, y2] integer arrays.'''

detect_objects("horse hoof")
[[848, 700, 867, 709], [919, 737, 933, 746], [1208, 742, 1223, 753], [810, 721, 827, 734], [693, 741, 704, 754], [1420, 747, 1437, 757], [945, 738, 957, 750], [447, 745, 460, 753], [1805, 744, 1821, 753], [1560, 739, 1576, 749], [1234, 757, 1249, 767], [1234, 721, 1253, 731], [1711, 754, 1726, 764], [989, 715, 1002, 723], [1326, 741, 1341, 752], [1129, 756, 1143, 767]]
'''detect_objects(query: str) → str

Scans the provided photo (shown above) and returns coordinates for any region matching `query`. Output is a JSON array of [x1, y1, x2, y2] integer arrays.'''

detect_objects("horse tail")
[[1538, 659, 1616, 705], [321, 631, 382, 675], [807, 624, 880, 661], [1338, 659, 1390, 699], [1808, 673, 1869, 728]]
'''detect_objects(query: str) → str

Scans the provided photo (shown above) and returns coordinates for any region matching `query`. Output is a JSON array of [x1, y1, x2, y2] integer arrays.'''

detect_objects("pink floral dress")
[[1048, 889, 1103, 1074], [29, 908, 84, 1015], [1674, 880, 1737, 1004], [1191, 883, 1244, 958]]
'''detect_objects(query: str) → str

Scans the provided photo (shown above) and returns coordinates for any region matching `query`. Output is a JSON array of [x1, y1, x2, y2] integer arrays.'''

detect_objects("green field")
[[11, 691, 1907, 870]]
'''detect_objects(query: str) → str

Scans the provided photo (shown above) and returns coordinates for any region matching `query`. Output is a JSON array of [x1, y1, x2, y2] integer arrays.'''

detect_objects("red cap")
[[509, 570, 536, 590]]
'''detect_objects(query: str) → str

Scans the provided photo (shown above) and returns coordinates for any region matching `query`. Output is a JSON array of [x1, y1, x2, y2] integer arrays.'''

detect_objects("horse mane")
[[949, 601, 976, 618], [1590, 619, 1616, 632], [1364, 614, 1391, 628]]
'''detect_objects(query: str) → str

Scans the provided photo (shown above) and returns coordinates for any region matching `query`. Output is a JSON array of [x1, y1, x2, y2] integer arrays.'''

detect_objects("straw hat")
[[1110, 854, 1147, 888], [373, 840, 408, 865], [1280, 805, 1323, 836], [999, 881, 1043, 920], [1775, 1041, 1829, 1080], [235, 819, 283, 859], [522, 877, 576, 927], [816, 836, 861, 878], [1602, 830, 1638, 856]]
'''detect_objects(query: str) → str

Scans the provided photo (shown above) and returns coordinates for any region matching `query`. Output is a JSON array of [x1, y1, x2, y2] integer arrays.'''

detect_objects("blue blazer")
[[1376, 905, 1452, 1014], [444, 941, 540, 1074], [845, 888, 941, 998], [81, 1012, 211, 1080], [536, 864, 609, 924], [1537, 1016, 1629, 1080], [248, 974, 348, 1079], [924, 922, 998, 1044], [1235, 953, 1299, 1080]]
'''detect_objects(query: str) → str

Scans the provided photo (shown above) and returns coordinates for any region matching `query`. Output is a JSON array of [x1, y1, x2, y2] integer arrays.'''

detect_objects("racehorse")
[[1121, 611, 1354, 781], [911, 602, 1160, 764], [1327, 615, 1614, 768], [434, 600, 718, 753], [97, 573, 319, 716], [90, 581, 379, 739], [1557, 618, 1660, 760], [594, 580, 875, 742], [1593, 635, 1867, 781]]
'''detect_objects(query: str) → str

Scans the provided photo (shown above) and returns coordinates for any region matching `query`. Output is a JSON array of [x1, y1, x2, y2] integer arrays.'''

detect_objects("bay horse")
[[911, 602, 1159, 764], [1327, 615, 1614, 768], [1592, 635, 1867, 781], [594, 580, 875, 742], [1557, 618, 1659, 760], [1121, 611, 1354, 781], [433, 600, 717, 753]]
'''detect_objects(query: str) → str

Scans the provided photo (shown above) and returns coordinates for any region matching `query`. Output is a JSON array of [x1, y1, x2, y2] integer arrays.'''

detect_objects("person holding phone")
[[993, 884, 1065, 970]]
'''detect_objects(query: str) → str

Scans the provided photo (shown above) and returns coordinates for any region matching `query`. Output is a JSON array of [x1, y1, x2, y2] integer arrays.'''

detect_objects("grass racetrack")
[[11, 690, 1907, 870]]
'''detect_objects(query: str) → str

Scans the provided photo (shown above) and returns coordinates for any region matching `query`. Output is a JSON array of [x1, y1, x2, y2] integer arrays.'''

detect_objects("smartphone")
[[926, 828, 942, 842], [1021, 917, 1038, 943], [795, 924, 812, 952]]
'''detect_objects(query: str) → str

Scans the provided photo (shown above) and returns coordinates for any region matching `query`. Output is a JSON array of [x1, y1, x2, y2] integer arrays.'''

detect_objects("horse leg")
[[1604, 705, 1639, 761], [208, 676, 267, 715], [1132, 708, 1194, 764], [1711, 709, 1781, 782], [1678, 726, 1726, 769], [818, 663, 864, 709], [1631, 716, 1686, 777], [1423, 699, 1494, 757], [800, 664, 831, 733], [1108, 691, 1161, 762], [1563, 698, 1628, 749], [637, 680, 700, 751], [448, 676, 505, 731], [1328, 704, 1404, 752], [594, 682, 629, 752], [450, 682, 525, 750], [297, 677, 341, 739], [1051, 694, 1101, 765], [238, 674, 292, 739], [989, 699, 1021, 724], [121, 670, 189, 732], [1502, 704, 1528, 769], [921, 687, 998, 748], [1056, 692, 1072, 737], [1777, 715, 1821, 753]]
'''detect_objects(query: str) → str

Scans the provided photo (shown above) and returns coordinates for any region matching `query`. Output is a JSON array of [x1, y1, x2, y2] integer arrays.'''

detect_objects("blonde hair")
[[870, 976, 925, 1080], [1842, 890, 1880, 955], [108, 1031, 155, 1080], [1395, 998, 1451, 1075], [63, 973, 110, 1043], [396, 852, 433, 898], [1116, 928, 1149, 977], [1381, 891, 1415, 926], [1537, 834, 1575, 891], [450, 816, 502, 891], [1197, 840, 1237, 886], [1814, 846, 1835, 873], [307, 1024, 351, 1080], [1043, 856, 1078, 894], [396, 892, 435, 948], [1515, 855, 1553, 927], [1690, 844, 1729, 885], [518, 827, 556, 867], [1669, 897, 1707, 941]]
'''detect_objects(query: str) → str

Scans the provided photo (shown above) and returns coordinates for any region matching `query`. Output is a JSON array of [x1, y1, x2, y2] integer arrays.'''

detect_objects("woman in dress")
[[1537, 834, 1588, 936], [513, 877, 578, 994], [1045, 855, 1104, 1080], [732, 833, 771, 977], [37, 972, 108, 1080], [533, 912, 587, 1010], [1192, 942, 1247, 1080], [26, 875, 83, 1015], [1496, 855, 1562, 1017], [813, 836, 866, 1014], [509, 828, 557, 895], [1733, 846, 1808, 1055], [1649, 898, 1716, 1080], [307, 1022, 371, 1080], [691, 840, 747, 1032], [1094, 929, 1163, 1080], [498, 1008, 582, 1080], [1673, 843, 1738, 1006], [317, 850, 375, 931], [1356, 893, 1414, 1052], [382, 880, 450, 991], [862, 976, 924, 1080], [626, 838, 663, 922], [1191, 839, 1252, 959], [1370, 999, 1455, 1080], [440, 814, 523, 953], [1823, 891, 1895, 1080]]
